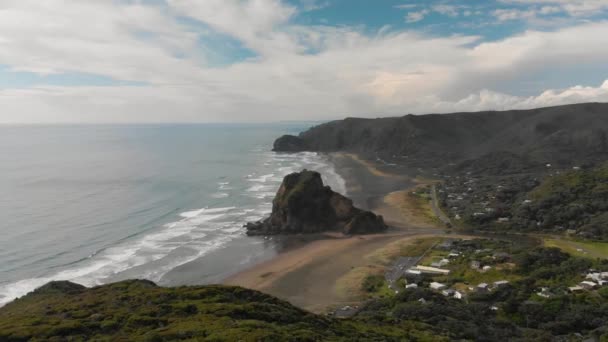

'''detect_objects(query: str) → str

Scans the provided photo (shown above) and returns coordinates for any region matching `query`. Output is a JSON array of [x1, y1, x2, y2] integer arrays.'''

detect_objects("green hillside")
[[512, 163, 608, 240], [0, 280, 439, 342]]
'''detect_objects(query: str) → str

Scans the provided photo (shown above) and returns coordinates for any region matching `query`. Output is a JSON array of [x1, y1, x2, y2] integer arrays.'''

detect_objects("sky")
[[1, 0, 608, 123]]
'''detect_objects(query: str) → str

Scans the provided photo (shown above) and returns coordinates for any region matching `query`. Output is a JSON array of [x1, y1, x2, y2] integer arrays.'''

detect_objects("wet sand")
[[224, 153, 445, 312]]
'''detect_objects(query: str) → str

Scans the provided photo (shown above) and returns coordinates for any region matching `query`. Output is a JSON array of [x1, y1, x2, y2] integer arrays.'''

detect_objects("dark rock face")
[[275, 103, 608, 168], [273, 135, 308, 152], [246, 170, 387, 235], [32, 281, 86, 295]]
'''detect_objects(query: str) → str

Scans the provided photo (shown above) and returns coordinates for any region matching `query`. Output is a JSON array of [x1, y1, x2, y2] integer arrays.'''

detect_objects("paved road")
[[430, 184, 452, 227]]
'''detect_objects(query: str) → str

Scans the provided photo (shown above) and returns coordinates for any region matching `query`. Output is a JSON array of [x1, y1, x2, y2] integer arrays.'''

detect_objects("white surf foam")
[[0, 147, 348, 308]]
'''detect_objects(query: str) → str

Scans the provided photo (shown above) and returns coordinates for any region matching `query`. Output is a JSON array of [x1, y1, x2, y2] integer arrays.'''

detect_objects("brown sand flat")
[[224, 231, 433, 312]]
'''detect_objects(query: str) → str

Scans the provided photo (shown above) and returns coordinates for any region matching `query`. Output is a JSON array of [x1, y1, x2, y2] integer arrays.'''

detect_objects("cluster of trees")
[[509, 164, 608, 240], [355, 245, 608, 341], [439, 162, 608, 241]]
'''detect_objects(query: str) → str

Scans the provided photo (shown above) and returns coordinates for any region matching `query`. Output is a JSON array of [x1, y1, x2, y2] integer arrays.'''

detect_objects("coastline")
[[223, 152, 446, 313]]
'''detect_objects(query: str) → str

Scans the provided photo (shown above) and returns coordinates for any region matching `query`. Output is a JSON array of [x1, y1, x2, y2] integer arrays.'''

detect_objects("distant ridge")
[[274, 102, 608, 168]]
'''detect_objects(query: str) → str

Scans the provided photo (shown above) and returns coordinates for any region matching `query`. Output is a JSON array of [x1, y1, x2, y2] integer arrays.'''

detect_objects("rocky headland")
[[245, 170, 387, 235]]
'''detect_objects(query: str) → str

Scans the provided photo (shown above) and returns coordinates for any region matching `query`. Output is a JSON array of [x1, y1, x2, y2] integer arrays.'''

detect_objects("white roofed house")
[[430, 282, 447, 290], [493, 280, 509, 288], [580, 281, 597, 290], [441, 289, 455, 297], [477, 283, 489, 292]]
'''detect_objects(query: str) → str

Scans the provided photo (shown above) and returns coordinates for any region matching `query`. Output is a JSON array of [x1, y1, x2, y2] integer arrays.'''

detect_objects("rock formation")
[[245, 170, 387, 235], [272, 135, 308, 152]]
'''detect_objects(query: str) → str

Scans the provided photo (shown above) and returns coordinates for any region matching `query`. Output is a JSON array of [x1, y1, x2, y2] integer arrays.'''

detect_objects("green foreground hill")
[[0, 280, 440, 342]]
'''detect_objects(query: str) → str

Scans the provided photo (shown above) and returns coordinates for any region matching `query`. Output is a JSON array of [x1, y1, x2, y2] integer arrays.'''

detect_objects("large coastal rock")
[[272, 135, 308, 152], [246, 170, 387, 235]]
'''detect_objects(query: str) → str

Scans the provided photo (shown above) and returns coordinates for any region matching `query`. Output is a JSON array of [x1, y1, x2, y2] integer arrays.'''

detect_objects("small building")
[[569, 285, 584, 293], [537, 287, 553, 298], [481, 265, 492, 272], [580, 281, 597, 290], [470, 260, 481, 270], [477, 283, 489, 292], [493, 252, 511, 261], [414, 266, 451, 275], [441, 289, 455, 297], [453, 291, 463, 300], [334, 306, 359, 318], [439, 259, 450, 267], [405, 283, 418, 289], [494, 280, 509, 288], [497, 217, 510, 223], [430, 282, 447, 290], [418, 298, 427, 304]]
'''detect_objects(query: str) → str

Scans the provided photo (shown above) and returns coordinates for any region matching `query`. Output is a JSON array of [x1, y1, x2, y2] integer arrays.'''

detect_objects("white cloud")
[[0, 1, 607, 123], [499, 0, 608, 17], [405, 10, 430, 23], [167, 0, 299, 56], [432, 4, 460, 17], [492, 8, 538, 21], [394, 4, 419, 10]]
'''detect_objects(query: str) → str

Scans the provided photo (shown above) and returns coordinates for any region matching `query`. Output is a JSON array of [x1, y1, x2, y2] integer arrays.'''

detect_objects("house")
[[448, 251, 460, 258], [537, 287, 553, 298], [470, 260, 481, 270], [439, 259, 450, 267], [494, 280, 509, 288], [580, 281, 597, 290], [569, 285, 584, 293], [481, 265, 492, 272], [442, 289, 455, 297], [477, 283, 489, 292], [406, 283, 418, 289], [497, 217, 510, 223], [418, 298, 427, 304], [493, 252, 511, 261], [431, 262, 442, 268], [414, 266, 450, 275], [430, 282, 447, 290], [453, 291, 463, 300]]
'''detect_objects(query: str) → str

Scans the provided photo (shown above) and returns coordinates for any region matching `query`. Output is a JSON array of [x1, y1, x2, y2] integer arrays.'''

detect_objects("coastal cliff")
[[273, 103, 608, 168], [245, 170, 387, 235]]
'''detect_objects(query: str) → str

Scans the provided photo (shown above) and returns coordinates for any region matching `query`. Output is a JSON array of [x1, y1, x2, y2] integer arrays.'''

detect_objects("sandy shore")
[[223, 153, 445, 313]]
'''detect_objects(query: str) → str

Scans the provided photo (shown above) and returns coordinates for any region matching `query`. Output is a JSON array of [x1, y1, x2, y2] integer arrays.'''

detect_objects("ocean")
[[0, 124, 346, 306]]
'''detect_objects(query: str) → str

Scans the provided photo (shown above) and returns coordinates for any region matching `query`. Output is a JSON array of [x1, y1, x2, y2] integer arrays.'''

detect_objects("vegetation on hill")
[[512, 163, 608, 240], [355, 240, 608, 341], [3, 240, 608, 341], [438, 162, 608, 241], [275, 103, 608, 169], [0, 280, 440, 342]]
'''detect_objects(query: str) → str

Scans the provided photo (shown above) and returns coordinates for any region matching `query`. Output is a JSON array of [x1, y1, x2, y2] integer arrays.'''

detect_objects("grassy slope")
[[544, 238, 608, 259], [0, 280, 440, 342]]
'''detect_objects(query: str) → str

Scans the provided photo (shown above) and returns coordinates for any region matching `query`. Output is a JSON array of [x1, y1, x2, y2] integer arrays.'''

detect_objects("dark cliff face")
[[273, 103, 608, 168], [273, 135, 308, 152], [246, 170, 386, 235]]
